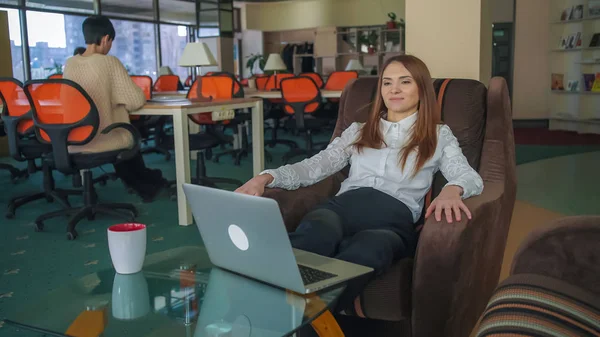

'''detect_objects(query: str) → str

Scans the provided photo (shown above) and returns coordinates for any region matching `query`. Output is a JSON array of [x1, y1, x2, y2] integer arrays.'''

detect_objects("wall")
[[512, 0, 549, 119], [240, 30, 263, 78], [405, 0, 490, 81], [244, 0, 404, 31], [480, 0, 493, 83], [490, 0, 514, 23]]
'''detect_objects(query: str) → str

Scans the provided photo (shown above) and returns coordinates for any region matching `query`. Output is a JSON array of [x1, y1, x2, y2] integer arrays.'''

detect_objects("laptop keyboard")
[[298, 264, 337, 285]]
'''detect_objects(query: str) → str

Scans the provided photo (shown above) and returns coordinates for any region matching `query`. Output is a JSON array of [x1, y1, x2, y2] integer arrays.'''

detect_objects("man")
[[63, 15, 166, 202]]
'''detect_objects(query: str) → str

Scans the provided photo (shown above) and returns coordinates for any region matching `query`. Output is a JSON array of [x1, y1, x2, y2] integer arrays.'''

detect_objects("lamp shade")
[[179, 42, 217, 67], [263, 53, 287, 71], [345, 59, 364, 71]]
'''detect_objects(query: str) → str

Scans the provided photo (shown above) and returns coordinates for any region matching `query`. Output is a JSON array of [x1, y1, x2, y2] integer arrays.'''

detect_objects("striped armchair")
[[476, 216, 600, 336]]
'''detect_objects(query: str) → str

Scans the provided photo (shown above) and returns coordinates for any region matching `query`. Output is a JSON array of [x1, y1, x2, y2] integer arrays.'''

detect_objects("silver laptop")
[[182, 183, 373, 294]]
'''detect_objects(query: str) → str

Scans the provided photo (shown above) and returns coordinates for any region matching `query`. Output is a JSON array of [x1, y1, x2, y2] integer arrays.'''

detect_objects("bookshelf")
[[549, 0, 600, 134]]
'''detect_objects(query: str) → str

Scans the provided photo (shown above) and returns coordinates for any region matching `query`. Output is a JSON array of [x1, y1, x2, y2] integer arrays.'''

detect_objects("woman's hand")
[[425, 185, 472, 223], [234, 174, 274, 196]]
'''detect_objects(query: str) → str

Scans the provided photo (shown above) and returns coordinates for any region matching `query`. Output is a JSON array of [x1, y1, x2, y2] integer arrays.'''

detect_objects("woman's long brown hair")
[[353, 55, 441, 176]]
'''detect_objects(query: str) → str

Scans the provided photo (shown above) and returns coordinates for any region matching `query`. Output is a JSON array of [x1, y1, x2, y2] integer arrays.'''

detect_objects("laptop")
[[182, 183, 373, 294], [194, 267, 313, 337]]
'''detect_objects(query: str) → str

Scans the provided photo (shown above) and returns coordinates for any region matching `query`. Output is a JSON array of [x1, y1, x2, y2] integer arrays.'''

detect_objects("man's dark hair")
[[73, 46, 86, 56], [82, 15, 116, 45]]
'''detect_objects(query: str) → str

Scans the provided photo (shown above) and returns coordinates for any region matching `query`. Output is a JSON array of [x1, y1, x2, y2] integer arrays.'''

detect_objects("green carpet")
[[0, 131, 599, 336]]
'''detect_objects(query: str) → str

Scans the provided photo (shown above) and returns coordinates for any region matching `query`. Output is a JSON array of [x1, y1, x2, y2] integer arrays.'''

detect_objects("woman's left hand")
[[425, 185, 472, 223]]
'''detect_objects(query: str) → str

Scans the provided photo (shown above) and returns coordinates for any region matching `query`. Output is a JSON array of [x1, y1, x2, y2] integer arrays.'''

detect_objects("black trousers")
[[289, 187, 418, 313], [113, 152, 166, 200]]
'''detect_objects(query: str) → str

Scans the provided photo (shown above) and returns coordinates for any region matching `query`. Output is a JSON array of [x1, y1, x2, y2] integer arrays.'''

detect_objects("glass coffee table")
[[4, 246, 346, 337]]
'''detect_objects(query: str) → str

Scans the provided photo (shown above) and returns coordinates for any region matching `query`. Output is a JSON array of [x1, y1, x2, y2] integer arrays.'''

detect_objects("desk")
[[131, 98, 264, 226], [152, 89, 344, 100]]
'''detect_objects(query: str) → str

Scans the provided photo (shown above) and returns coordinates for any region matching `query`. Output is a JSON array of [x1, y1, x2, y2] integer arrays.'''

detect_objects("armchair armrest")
[[101, 122, 142, 162], [262, 172, 344, 232], [511, 215, 600, 294], [411, 181, 507, 337]]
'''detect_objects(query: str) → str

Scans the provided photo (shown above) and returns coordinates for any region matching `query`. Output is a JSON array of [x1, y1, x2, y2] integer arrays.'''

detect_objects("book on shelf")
[[589, 0, 600, 16], [567, 80, 580, 91], [560, 4, 584, 20], [592, 73, 600, 92], [558, 32, 582, 49], [590, 33, 600, 47], [583, 73, 596, 91], [552, 73, 565, 90]]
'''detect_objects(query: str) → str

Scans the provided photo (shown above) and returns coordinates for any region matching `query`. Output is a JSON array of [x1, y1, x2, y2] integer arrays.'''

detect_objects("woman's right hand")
[[234, 174, 274, 196]]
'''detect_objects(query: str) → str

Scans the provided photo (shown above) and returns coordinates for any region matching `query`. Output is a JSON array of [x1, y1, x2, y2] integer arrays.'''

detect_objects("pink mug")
[[107, 223, 147, 274]]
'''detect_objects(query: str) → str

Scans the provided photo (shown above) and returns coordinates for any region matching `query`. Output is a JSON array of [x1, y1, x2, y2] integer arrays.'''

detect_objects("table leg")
[[251, 100, 264, 175], [311, 310, 345, 337], [172, 111, 193, 226]]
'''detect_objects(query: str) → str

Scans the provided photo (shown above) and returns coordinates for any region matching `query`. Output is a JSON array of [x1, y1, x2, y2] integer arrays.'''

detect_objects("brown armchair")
[[263, 76, 517, 336]]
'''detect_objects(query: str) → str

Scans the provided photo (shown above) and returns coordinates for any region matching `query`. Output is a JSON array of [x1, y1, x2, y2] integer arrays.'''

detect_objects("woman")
[[236, 55, 484, 311], [64, 15, 167, 201]]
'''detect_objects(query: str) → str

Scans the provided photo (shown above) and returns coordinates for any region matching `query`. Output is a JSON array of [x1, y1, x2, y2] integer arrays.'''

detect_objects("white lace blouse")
[[261, 112, 484, 222]]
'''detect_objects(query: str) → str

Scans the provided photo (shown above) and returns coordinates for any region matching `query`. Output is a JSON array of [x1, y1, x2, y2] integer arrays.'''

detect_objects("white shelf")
[[576, 61, 600, 64], [551, 47, 600, 52], [551, 90, 600, 95], [550, 15, 600, 24], [549, 117, 600, 134]]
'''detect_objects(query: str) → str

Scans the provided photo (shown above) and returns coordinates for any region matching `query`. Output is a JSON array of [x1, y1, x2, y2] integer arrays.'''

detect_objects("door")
[[492, 23, 514, 96]]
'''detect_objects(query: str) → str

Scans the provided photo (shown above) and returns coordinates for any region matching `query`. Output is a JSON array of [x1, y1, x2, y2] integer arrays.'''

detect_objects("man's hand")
[[425, 185, 471, 223]]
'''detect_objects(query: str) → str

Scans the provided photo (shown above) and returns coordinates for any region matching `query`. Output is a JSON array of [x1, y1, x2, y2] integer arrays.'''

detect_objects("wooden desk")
[[244, 89, 343, 99], [131, 97, 264, 226], [151, 89, 344, 99]]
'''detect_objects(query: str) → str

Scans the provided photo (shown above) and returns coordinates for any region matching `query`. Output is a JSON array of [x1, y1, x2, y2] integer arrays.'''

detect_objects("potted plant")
[[387, 12, 397, 29], [245, 53, 266, 77], [359, 31, 379, 55]]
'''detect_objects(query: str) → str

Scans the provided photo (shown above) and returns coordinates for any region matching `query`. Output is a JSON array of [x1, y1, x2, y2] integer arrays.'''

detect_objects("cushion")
[[475, 273, 600, 337]]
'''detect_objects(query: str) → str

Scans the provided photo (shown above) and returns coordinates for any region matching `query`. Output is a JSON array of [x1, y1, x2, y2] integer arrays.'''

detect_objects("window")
[[160, 24, 189, 83], [26, 11, 86, 79], [3, 8, 24, 81], [102, 0, 154, 21], [110, 19, 157, 79], [159, 0, 196, 25], [26, 0, 94, 14]]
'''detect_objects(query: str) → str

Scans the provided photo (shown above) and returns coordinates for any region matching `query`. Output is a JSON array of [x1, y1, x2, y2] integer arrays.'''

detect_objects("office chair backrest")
[[187, 76, 235, 100], [24, 79, 100, 173], [324, 71, 358, 91], [130, 75, 153, 100], [265, 73, 295, 91], [255, 76, 269, 90], [187, 76, 236, 125], [0, 78, 34, 135], [299, 72, 324, 88], [153, 75, 180, 92], [208, 72, 244, 98], [48, 74, 63, 79], [280, 76, 322, 115]]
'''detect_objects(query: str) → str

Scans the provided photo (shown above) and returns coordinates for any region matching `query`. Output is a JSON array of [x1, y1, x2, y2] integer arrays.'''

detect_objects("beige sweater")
[[63, 54, 146, 153]]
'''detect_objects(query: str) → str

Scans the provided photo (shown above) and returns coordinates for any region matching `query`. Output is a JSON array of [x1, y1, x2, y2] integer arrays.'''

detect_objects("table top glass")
[[5, 246, 345, 337]]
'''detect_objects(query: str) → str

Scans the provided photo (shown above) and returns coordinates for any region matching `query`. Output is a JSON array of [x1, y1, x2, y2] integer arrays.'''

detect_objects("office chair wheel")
[[99, 180, 107, 186], [46, 195, 53, 203], [34, 221, 44, 232], [87, 213, 95, 221], [165, 153, 171, 161], [213, 157, 220, 163], [66, 230, 78, 240], [5, 211, 15, 219]]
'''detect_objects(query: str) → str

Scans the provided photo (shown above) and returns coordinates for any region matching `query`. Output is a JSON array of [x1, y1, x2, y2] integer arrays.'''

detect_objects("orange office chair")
[[299, 72, 324, 88], [48, 74, 63, 79], [165, 76, 243, 188], [131, 75, 171, 161], [262, 73, 299, 150], [323, 71, 358, 103], [255, 76, 269, 91], [280, 76, 330, 163], [0, 77, 80, 219], [153, 75, 180, 92], [25, 79, 140, 240]]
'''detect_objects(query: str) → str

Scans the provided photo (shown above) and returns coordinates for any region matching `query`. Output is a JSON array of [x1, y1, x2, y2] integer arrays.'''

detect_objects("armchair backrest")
[[24, 79, 100, 173], [153, 75, 180, 92]]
